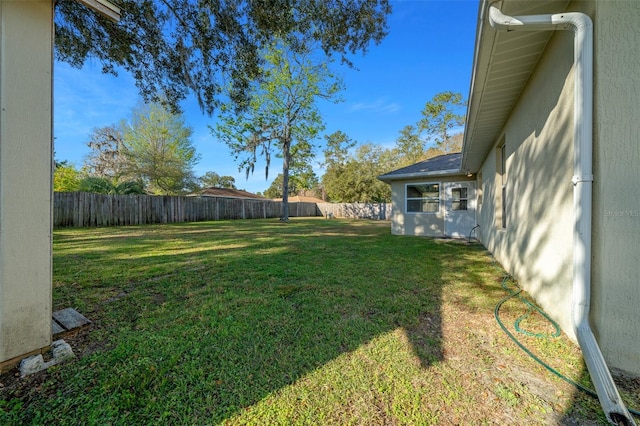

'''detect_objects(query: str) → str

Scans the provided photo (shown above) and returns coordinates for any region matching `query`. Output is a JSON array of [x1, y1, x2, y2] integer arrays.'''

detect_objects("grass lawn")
[[1, 218, 637, 425]]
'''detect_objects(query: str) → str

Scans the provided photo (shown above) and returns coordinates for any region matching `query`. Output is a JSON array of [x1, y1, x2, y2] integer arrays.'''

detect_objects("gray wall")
[[591, 0, 640, 374], [388, 175, 475, 237], [475, 0, 640, 374], [476, 27, 576, 339], [0, 0, 53, 363]]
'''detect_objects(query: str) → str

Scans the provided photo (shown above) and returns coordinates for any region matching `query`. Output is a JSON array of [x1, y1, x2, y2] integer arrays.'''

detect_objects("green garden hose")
[[499, 274, 561, 338], [494, 273, 640, 419]]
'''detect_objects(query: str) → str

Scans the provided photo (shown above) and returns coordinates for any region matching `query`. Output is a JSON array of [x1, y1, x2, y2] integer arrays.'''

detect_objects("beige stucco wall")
[[476, 0, 640, 375], [389, 175, 475, 237], [0, 0, 53, 362], [591, 0, 640, 374], [476, 28, 577, 339]]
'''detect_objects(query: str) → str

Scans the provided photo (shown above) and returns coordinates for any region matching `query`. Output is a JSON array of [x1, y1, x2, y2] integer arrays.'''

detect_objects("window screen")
[[407, 183, 440, 213]]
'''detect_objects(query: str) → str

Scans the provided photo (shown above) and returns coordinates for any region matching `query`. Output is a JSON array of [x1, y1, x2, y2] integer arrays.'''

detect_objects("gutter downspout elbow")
[[488, 5, 635, 426]]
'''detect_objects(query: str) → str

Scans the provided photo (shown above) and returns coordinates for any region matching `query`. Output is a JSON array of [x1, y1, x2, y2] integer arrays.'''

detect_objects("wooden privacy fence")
[[53, 192, 321, 227], [317, 202, 391, 221], [53, 193, 391, 228]]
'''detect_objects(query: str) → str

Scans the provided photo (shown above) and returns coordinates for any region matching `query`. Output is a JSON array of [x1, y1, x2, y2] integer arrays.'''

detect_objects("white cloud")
[[54, 62, 138, 137], [348, 98, 401, 115], [53, 62, 142, 164]]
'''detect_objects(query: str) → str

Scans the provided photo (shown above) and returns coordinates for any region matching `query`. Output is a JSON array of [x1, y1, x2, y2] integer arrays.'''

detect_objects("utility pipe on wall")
[[488, 5, 635, 426]]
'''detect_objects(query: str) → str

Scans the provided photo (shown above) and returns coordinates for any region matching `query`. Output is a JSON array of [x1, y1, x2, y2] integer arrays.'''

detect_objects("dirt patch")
[[0, 326, 100, 397]]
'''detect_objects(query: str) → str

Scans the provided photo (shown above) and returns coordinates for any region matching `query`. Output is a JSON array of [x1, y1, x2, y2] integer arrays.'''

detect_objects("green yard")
[[1, 218, 636, 424]]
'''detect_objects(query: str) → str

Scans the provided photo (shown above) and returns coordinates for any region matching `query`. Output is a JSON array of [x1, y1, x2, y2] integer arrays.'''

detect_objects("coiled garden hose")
[[494, 272, 640, 419]]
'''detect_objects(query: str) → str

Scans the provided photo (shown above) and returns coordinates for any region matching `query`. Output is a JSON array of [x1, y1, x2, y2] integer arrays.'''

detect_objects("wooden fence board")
[[317, 202, 391, 220], [53, 193, 390, 228]]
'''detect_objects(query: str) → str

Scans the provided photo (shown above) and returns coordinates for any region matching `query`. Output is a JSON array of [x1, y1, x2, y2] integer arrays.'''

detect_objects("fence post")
[[53, 194, 395, 227]]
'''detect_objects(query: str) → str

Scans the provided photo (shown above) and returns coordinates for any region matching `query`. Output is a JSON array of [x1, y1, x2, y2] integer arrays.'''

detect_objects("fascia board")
[[75, 0, 121, 22], [378, 169, 464, 183]]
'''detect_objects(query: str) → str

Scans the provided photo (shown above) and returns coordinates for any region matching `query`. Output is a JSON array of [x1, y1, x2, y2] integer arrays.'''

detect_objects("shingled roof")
[[190, 187, 265, 199], [273, 195, 326, 203], [377, 153, 463, 182]]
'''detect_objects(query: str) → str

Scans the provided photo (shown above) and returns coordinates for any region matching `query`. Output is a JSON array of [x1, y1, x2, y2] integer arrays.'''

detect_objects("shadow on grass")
[[6, 219, 475, 423], [5, 219, 611, 424]]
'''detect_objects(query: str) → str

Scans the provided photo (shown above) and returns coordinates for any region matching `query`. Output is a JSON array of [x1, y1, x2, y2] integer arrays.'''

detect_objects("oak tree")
[[83, 125, 130, 182], [214, 41, 342, 220], [55, 0, 391, 114], [323, 141, 391, 203], [198, 171, 237, 189], [122, 102, 200, 194], [321, 130, 355, 201]]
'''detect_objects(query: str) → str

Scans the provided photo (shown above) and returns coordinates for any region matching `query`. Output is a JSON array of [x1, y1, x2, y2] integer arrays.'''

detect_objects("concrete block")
[[52, 308, 91, 331], [19, 339, 75, 377], [51, 340, 75, 362], [19, 355, 46, 377]]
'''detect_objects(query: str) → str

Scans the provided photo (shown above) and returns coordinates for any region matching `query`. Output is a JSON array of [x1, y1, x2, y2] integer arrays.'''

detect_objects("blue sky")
[[54, 0, 479, 194]]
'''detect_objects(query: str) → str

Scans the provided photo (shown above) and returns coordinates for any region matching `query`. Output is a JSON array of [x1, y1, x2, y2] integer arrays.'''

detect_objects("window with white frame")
[[451, 187, 468, 211], [406, 183, 440, 213]]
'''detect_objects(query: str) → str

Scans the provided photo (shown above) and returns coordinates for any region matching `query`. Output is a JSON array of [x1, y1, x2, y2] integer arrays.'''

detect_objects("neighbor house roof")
[[190, 187, 265, 199], [377, 153, 463, 182], [461, 0, 571, 172], [273, 195, 326, 203]]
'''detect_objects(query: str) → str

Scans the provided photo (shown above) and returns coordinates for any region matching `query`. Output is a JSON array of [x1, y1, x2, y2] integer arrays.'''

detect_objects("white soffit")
[[462, 0, 571, 172], [75, 0, 121, 22]]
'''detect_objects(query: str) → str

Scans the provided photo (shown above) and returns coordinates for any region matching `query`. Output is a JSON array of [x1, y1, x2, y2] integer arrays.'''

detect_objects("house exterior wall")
[[389, 175, 475, 237], [476, 28, 577, 338], [591, 0, 640, 374], [476, 0, 640, 375], [0, 0, 53, 363]]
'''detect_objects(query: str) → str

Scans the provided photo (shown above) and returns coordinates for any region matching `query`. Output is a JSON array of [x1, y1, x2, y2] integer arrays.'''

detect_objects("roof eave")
[[75, 0, 121, 22], [460, 0, 571, 173], [461, 0, 496, 173], [378, 168, 465, 183]]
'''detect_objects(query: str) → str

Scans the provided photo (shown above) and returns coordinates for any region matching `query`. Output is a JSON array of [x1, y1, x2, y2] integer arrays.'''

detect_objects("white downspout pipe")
[[488, 6, 635, 426]]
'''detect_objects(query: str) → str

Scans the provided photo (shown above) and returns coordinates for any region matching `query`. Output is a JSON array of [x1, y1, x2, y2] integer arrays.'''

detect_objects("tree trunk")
[[280, 137, 291, 221]]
